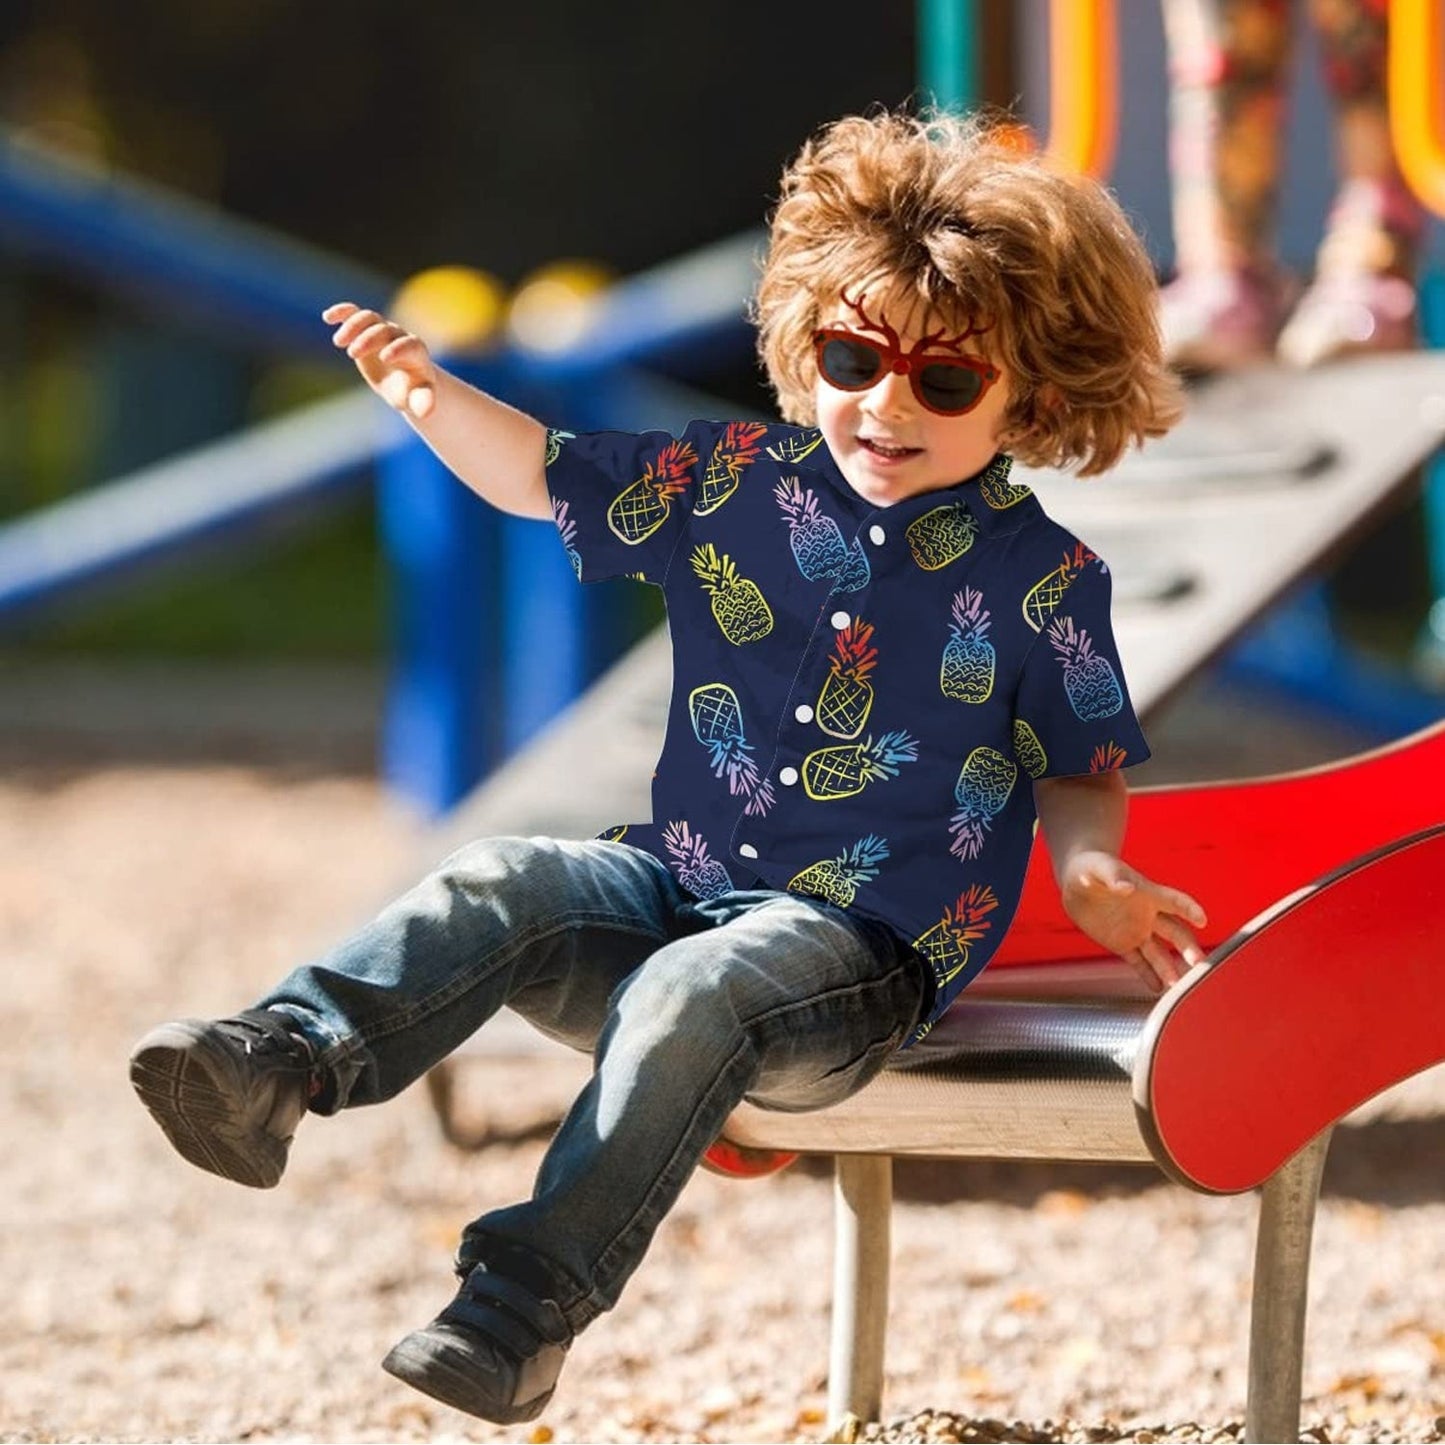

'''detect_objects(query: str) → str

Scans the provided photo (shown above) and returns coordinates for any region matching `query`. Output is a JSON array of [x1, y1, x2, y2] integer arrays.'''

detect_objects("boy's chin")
[[842, 464, 939, 509]]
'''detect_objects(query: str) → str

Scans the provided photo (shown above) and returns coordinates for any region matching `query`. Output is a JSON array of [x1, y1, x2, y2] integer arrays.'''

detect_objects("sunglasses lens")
[[819, 337, 883, 389], [919, 362, 986, 414]]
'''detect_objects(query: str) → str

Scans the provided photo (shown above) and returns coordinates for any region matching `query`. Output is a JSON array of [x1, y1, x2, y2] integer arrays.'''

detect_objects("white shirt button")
[[830, 610, 851, 630], [779, 767, 799, 787], [738, 843, 759, 860], [869, 525, 886, 546], [795, 704, 814, 723]]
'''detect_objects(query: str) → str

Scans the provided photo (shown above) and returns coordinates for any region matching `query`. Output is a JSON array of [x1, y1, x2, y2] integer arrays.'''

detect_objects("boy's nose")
[[861, 368, 916, 419]]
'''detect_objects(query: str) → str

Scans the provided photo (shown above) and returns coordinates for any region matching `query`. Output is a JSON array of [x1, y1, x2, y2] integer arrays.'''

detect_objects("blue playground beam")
[[0, 128, 391, 354], [0, 390, 390, 619]]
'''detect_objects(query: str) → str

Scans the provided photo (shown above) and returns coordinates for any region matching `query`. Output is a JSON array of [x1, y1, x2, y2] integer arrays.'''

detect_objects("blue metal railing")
[[0, 129, 388, 353], [0, 128, 763, 813]]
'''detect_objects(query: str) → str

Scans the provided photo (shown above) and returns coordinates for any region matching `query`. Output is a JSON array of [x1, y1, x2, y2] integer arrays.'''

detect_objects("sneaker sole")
[[128, 1020, 288, 1189], [381, 1334, 554, 1425]]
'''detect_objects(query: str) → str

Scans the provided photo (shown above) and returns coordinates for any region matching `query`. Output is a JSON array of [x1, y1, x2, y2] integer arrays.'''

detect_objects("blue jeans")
[[257, 835, 928, 1333]]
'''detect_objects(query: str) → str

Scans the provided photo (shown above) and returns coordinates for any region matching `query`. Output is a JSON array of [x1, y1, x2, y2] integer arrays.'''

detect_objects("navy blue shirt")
[[544, 420, 1150, 1044]]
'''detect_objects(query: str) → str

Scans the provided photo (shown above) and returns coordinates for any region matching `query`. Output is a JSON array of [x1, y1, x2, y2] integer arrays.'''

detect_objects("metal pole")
[[828, 1154, 894, 1427], [1244, 1128, 1334, 1444], [377, 357, 503, 816], [1413, 275, 1445, 685], [917, 0, 978, 114]]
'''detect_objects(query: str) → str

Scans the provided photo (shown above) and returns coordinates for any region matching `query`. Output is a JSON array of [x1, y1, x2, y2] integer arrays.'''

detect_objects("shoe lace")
[[217, 1009, 317, 1065]]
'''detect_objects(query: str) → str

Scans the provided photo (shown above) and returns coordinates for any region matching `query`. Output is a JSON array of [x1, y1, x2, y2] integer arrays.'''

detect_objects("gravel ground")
[[2, 676, 1444, 1445]]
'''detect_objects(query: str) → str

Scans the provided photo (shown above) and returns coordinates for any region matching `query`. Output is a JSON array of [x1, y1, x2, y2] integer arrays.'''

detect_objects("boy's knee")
[[431, 835, 578, 898], [607, 952, 750, 1056]]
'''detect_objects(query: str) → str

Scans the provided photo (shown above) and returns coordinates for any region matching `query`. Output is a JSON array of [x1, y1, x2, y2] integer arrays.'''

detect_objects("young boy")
[[130, 110, 1207, 1425]]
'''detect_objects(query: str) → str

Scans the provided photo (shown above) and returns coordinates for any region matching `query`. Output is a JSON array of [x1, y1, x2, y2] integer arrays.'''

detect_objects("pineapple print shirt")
[[544, 421, 1150, 1045]]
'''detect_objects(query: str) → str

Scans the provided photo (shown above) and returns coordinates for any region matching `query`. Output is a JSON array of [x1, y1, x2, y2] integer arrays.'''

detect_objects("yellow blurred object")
[[1044, 0, 1117, 179], [391, 266, 506, 355], [508, 259, 614, 353], [1388, 0, 1445, 218]]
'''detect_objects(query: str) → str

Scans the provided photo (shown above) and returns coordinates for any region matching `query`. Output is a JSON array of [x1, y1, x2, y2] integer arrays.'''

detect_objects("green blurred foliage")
[[11, 499, 385, 658]]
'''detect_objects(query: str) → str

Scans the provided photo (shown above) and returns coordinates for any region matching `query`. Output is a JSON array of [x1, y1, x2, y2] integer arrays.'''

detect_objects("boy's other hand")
[[323, 302, 438, 419], [1060, 851, 1208, 992]]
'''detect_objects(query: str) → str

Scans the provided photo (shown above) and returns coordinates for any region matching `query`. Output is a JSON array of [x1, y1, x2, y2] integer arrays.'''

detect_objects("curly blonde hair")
[[753, 109, 1182, 476]]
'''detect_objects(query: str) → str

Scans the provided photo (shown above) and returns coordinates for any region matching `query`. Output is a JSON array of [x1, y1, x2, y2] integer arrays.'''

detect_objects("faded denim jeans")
[[257, 835, 929, 1333]]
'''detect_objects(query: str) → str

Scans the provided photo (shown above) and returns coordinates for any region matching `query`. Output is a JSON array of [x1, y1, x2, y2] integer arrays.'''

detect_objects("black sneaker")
[[382, 1267, 573, 1424], [128, 1008, 319, 1189]]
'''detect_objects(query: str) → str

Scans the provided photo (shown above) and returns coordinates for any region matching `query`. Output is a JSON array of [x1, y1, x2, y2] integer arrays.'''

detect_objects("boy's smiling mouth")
[[858, 436, 922, 461]]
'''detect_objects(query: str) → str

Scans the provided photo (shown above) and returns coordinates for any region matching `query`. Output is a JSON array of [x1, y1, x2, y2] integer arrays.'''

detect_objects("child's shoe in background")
[[1278, 176, 1423, 368], [1159, 267, 1290, 372], [1275, 271, 1417, 368]]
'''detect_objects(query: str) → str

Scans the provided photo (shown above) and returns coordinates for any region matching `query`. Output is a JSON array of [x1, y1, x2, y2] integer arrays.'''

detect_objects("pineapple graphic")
[[775, 477, 850, 581], [940, 588, 995, 703], [606, 439, 697, 545], [551, 498, 583, 580], [663, 820, 734, 899], [697, 421, 768, 515], [1012, 718, 1049, 779], [802, 729, 919, 801], [544, 428, 576, 466], [766, 427, 825, 463], [1090, 741, 1128, 772], [906, 503, 978, 570], [739, 768, 778, 818], [949, 746, 1018, 860], [816, 619, 879, 739], [913, 884, 1001, 986], [1022, 542, 1097, 632], [687, 683, 777, 817], [1048, 616, 1125, 719], [789, 835, 890, 907], [977, 454, 1031, 511], [830, 539, 872, 595], [690, 543, 774, 644]]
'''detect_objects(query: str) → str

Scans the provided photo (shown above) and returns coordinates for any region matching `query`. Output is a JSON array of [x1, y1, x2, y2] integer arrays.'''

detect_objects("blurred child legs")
[[1160, 0, 1423, 369]]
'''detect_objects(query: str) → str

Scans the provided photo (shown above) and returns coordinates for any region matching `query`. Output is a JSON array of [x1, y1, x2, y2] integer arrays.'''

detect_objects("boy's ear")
[[998, 382, 1062, 451], [1034, 382, 1065, 413]]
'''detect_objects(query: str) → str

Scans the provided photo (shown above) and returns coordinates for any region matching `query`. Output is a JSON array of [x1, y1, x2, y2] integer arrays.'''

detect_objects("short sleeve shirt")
[[544, 421, 1150, 1044]]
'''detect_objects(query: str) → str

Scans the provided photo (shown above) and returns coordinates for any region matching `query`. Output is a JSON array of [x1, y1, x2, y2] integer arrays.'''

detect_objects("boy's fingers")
[[331, 308, 385, 347], [379, 334, 428, 366], [322, 302, 358, 324], [347, 321, 398, 359], [407, 385, 435, 419], [1155, 915, 1206, 967], [1141, 936, 1185, 987], [1167, 888, 1207, 926], [1123, 948, 1164, 993], [379, 371, 413, 409]]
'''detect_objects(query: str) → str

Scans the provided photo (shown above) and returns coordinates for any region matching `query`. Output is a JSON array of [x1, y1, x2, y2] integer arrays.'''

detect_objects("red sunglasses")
[[813, 329, 1001, 416], [812, 293, 1001, 416]]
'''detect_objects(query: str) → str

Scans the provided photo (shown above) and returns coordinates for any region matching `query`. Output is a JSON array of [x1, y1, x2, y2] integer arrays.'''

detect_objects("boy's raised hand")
[[1061, 851, 1208, 993], [324, 302, 437, 419]]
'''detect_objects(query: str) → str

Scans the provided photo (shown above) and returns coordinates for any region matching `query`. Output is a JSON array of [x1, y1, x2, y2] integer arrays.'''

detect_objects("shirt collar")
[[804, 440, 1039, 537]]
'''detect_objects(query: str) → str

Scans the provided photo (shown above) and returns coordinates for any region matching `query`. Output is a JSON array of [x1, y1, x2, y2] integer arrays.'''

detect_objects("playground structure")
[[1, 1, 1444, 816], [704, 724, 1445, 1441]]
